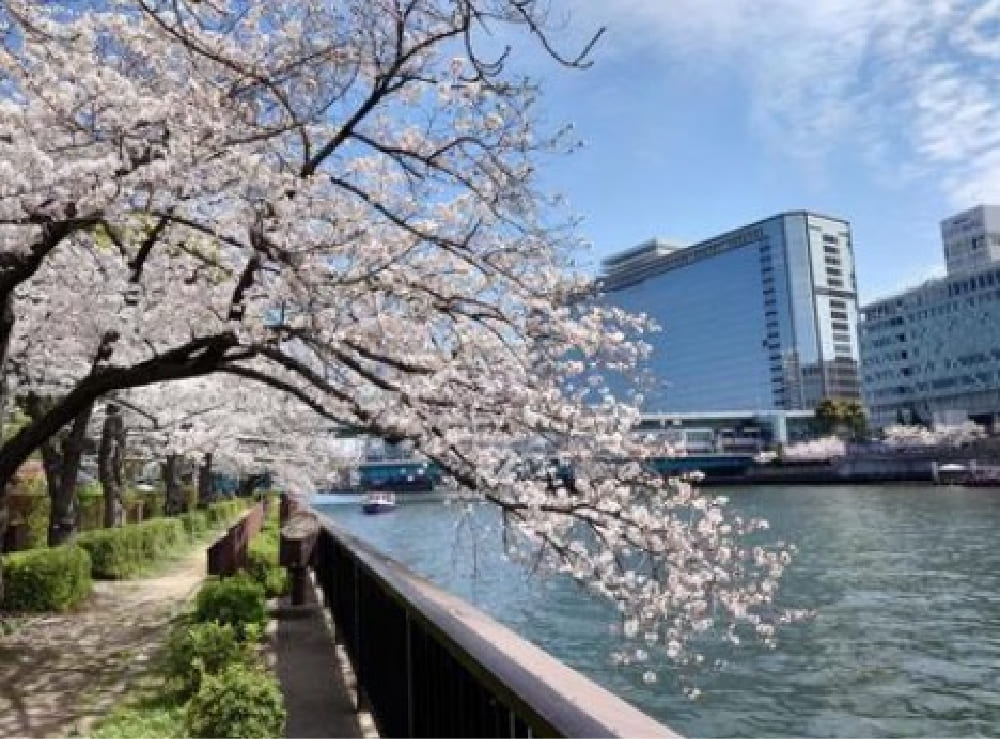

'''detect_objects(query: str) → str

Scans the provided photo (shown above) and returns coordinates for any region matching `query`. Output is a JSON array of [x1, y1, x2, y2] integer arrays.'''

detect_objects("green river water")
[[319, 484, 1000, 737]]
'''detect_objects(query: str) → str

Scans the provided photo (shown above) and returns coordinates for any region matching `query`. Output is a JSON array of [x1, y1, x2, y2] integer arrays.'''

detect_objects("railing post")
[[405, 610, 414, 737]]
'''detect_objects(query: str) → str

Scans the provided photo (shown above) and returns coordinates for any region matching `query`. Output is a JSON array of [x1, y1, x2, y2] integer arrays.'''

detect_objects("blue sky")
[[519, 0, 1000, 303]]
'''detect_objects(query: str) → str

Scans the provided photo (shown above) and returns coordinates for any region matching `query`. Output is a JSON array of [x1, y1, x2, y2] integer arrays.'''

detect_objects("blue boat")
[[361, 492, 396, 515]]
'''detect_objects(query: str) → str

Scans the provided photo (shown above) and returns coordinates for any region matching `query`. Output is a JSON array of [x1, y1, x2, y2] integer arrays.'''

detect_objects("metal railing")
[[312, 513, 680, 738]]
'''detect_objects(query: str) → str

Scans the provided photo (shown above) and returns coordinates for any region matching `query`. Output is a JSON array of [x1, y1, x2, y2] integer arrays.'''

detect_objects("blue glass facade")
[[599, 212, 861, 412]]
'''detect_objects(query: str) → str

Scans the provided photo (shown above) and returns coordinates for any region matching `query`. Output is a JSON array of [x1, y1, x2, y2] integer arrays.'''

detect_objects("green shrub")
[[164, 620, 248, 698], [6, 488, 49, 549], [182, 484, 198, 512], [89, 703, 185, 739], [77, 490, 104, 532], [184, 663, 285, 739], [179, 510, 209, 538], [205, 500, 243, 527], [1, 545, 92, 611], [194, 575, 266, 640], [128, 490, 165, 520], [75, 528, 134, 578], [76, 518, 187, 578], [247, 528, 288, 598]]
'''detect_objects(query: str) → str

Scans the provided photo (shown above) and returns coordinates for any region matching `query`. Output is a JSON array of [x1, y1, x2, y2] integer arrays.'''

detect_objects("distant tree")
[[814, 398, 867, 440]]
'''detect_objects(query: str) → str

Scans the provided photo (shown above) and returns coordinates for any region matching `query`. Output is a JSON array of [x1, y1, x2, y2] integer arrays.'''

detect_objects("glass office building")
[[599, 212, 861, 412], [860, 204, 1000, 429]]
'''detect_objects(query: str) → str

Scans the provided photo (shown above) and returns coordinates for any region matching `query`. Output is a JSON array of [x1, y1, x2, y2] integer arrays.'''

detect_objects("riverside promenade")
[[0, 537, 367, 739], [0, 546, 208, 738]]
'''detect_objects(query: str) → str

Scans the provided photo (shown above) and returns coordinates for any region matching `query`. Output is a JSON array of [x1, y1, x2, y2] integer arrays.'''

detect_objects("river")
[[317, 484, 1000, 737]]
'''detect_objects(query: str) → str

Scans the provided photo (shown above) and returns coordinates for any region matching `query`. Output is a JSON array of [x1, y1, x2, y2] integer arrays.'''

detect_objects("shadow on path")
[[273, 586, 367, 738], [0, 546, 208, 738]]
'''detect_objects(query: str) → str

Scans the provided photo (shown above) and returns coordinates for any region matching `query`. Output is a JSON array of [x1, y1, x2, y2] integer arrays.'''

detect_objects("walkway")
[[272, 583, 371, 738], [0, 546, 208, 738]]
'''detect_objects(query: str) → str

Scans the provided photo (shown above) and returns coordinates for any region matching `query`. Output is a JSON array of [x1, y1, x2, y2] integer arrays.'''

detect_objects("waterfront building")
[[599, 212, 862, 413], [859, 205, 1000, 428], [636, 409, 816, 448]]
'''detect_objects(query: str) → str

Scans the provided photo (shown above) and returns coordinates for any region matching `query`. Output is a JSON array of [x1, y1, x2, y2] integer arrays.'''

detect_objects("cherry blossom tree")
[[0, 0, 805, 672]]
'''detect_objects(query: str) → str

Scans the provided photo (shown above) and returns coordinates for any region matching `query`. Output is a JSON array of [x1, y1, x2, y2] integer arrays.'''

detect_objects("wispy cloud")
[[574, 0, 1000, 207]]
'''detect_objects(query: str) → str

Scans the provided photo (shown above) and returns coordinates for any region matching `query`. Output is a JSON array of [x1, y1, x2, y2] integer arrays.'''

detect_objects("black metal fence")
[[312, 514, 679, 739]]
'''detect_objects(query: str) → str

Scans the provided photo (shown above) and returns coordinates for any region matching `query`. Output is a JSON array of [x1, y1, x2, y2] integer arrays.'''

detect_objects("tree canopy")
[[0, 0, 805, 674]]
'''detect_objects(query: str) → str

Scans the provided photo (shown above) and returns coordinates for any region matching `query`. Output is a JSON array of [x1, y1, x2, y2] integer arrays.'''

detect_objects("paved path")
[[273, 584, 371, 738], [0, 546, 208, 739]]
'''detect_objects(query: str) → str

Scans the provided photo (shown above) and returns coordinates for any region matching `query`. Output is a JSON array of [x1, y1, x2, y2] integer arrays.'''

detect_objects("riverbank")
[[704, 455, 1000, 486]]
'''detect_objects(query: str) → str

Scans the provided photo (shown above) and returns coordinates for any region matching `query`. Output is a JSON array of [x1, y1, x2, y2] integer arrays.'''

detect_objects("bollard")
[[280, 511, 319, 606]]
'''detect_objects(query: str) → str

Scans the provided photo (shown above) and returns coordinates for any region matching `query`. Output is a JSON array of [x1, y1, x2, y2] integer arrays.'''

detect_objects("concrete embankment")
[[705, 455, 939, 485]]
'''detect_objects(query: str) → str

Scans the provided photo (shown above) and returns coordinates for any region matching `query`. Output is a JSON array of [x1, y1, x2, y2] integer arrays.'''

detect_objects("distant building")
[[860, 205, 1000, 429], [599, 211, 862, 413], [940, 204, 1000, 275]]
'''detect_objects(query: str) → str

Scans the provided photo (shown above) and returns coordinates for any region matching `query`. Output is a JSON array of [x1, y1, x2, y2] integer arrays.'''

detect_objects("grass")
[[86, 692, 186, 739], [0, 615, 28, 638], [129, 529, 226, 579]]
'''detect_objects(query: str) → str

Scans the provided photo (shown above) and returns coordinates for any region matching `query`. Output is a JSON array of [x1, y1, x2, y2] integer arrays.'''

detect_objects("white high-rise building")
[[940, 204, 1000, 275], [860, 204, 1000, 428]]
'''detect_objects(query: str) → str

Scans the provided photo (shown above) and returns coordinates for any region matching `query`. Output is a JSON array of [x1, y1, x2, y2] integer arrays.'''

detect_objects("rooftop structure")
[[940, 204, 1000, 276]]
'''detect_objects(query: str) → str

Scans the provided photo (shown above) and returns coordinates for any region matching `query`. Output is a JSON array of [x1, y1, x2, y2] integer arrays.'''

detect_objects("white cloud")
[[573, 0, 1000, 207]]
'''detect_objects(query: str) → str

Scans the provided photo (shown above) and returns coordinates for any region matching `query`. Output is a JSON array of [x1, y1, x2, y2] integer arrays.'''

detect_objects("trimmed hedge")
[[76, 518, 186, 578], [131, 490, 166, 519], [1, 545, 92, 611], [6, 490, 49, 549], [179, 510, 209, 538]]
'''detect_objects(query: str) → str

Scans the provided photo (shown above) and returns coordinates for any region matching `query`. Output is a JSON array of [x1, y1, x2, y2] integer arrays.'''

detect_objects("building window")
[[823, 234, 838, 245], [828, 278, 844, 287]]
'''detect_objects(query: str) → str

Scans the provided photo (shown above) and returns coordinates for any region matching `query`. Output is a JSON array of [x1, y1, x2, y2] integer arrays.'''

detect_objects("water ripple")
[[321, 484, 1000, 737]]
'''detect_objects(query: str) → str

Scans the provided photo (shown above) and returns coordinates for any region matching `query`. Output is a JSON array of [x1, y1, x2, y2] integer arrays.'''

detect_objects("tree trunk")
[[197, 452, 213, 508], [0, 291, 14, 600], [163, 454, 185, 515], [236, 473, 261, 499], [35, 401, 93, 546], [99, 402, 126, 527]]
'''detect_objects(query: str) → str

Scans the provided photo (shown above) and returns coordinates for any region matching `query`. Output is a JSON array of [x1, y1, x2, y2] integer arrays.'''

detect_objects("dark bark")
[[197, 452, 213, 507], [0, 291, 13, 606], [24, 395, 94, 546], [163, 454, 185, 515], [0, 331, 240, 487], [99, 402, 126, 527], [236, 473, 265, 498]]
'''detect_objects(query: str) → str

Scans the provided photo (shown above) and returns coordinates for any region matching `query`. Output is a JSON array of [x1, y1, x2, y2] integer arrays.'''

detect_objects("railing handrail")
[[316, 511, 681, 739]]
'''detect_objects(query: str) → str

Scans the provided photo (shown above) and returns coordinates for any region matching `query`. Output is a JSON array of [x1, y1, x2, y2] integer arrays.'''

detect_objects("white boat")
[[361, 492, 396, 515]]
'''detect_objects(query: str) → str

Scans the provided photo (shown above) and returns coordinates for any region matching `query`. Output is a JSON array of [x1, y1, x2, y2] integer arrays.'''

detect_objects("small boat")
[[361, 492, 396, 515]]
